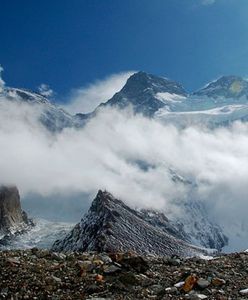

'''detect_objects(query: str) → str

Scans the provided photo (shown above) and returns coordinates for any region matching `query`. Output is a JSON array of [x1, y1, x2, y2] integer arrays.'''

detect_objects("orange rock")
[[182, 274, 198, 292], [212, 277, 226, 286], [95, 274, 104, 282]]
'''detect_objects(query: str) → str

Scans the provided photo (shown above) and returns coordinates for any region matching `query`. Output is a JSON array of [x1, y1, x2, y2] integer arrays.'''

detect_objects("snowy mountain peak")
[[122, 71, 187, 96], [100, 71, 187, 116], [194, 75, 248, 99]]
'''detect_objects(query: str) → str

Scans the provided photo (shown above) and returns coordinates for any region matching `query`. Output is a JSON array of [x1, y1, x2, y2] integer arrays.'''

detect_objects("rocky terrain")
[[52, 190, 211, 257], [0, 249, 248, 299], [0, 186, 33, 241]]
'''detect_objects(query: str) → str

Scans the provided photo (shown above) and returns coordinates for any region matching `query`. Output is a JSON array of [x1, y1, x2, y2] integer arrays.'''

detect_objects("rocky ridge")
[[52, 190, 212, 257]]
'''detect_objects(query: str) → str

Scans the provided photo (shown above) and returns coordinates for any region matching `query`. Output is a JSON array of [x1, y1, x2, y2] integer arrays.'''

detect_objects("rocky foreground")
[[0, 249, 248, 299]]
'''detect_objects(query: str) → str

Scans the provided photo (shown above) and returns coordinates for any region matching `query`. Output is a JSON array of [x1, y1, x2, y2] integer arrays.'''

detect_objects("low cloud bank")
[[0, 98, 248, 249]]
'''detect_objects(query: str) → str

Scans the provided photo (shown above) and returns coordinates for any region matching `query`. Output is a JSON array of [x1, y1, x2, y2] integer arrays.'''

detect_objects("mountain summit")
[[101, 71, 187, 116]]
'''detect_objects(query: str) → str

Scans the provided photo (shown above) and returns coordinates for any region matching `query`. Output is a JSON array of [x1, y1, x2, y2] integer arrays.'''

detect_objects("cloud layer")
[[1, 94, 248, 250], [64, 71, 135, 114]]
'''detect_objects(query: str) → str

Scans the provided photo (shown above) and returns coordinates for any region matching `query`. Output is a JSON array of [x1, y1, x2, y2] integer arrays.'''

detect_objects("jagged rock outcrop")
[[52, 190, 211, 257], [0, 186, 33, 237]]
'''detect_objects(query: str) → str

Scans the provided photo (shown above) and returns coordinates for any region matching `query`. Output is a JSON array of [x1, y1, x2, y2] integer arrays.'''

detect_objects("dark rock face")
[[100, 71, 187, 116], [193, 76, 248, 99], [0, 186, 33, 236], [52, 190, 210, 257]]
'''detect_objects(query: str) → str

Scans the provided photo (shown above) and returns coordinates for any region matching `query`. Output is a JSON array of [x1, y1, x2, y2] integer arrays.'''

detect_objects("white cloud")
[[64, 71, 135, 114], [0, 65, 5, 92], [1, 97, 248, 250], [38, 84, 54, 97]]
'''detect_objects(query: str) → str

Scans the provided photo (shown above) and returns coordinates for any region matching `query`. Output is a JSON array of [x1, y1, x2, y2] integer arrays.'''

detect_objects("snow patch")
[[155, 92, 186, 103]]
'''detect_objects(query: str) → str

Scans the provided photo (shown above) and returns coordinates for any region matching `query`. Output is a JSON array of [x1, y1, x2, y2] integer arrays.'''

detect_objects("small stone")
[[168, 257, 181, 266], [211, 278, 226, 286], [149, 284, 164, 295], [119, 255, 149, 273], [77, 260, 93, 271], [98, 254, 112, 264], [7, 257, 21, 265], [197, 278, 210, 289], [174, 281, 185, 288], [103, 264, 121, 274], [135, 274, 151, 287], [51, 275, 62, 283], [51, 252, 66, 261], [95, 274, 104, 282], [119, 272, 138, 285], [165, 287, 178, 294], [187, 294, 208, 300], [239, 288, 248, 295], [93, 259, 104, 266]]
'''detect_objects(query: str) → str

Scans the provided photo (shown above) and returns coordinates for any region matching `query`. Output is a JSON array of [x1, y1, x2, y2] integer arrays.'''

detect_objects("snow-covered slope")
[[92, 72, 248, 128], [155, 76, 248, 127], [166, 169, 228, 251], [155, 103, 248, 128], [0, 87, 82, 132], [52, 190, 212, 257]]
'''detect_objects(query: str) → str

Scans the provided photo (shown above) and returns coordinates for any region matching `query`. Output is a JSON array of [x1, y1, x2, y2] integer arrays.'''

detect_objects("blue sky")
[[1, 0, 248, 100]]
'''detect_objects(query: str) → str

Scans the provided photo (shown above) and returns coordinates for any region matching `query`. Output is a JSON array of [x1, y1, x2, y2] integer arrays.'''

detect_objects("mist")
[[1, 97, 248, 250]]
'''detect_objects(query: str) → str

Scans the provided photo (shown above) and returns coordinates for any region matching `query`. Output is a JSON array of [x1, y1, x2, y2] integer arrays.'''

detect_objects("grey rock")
[[197, 278, 211, 289], [0, 186, 33, 237], [103, 265, 121, 274]]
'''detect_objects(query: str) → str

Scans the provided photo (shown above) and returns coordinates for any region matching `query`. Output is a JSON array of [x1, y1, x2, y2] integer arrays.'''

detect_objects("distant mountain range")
[[2, 71, 248, 131]]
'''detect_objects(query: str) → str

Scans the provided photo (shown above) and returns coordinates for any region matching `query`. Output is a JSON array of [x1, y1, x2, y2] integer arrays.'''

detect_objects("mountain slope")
[[52, 190, 211, 257]]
